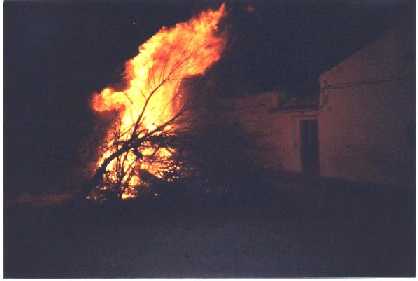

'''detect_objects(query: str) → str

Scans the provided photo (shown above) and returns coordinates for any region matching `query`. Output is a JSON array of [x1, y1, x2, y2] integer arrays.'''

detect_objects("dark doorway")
[[300, 119, 319, 176]]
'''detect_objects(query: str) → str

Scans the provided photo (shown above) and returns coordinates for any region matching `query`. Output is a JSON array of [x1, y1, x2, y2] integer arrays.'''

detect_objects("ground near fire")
[[4, 0, 415, 278]]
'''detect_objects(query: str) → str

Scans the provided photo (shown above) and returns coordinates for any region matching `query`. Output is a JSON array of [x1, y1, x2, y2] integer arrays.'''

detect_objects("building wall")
[[318, 24, 415, 186], [226, 92, 317, 174], [220, 23, 414, 187]]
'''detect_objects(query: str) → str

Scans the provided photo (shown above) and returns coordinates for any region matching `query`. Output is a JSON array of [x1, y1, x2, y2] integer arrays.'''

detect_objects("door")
[[300, 119, 319, 175]]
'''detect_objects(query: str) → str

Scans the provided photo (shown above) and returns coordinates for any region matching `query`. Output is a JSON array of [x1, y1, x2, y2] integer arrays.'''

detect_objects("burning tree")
[[85, 4, 227, 201]]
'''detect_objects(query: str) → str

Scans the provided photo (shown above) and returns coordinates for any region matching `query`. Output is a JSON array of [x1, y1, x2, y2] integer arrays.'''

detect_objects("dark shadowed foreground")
[[4, 176, 415, 278]]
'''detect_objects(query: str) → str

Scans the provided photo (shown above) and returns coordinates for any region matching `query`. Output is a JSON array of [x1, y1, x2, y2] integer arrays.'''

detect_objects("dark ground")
[[4, 176, 415, 278]]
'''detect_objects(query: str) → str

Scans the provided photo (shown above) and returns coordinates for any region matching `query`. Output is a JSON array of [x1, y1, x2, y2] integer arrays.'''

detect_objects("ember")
[[89, 4, 227, 200]]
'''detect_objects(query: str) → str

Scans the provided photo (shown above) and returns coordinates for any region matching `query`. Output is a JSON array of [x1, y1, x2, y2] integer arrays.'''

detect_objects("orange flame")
[[90, 4, 226, 200]]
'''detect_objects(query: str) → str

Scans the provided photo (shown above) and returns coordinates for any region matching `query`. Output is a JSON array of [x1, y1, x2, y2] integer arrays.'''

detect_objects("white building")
[[227, 21, 414, 187]]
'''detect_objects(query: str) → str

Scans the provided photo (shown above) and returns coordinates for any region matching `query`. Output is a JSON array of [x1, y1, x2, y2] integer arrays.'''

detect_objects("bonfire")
[[87, 4, 227, 201]]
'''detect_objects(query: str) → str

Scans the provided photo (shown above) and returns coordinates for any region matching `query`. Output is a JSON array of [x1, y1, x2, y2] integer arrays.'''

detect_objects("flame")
[[90, 4, 226, 200]]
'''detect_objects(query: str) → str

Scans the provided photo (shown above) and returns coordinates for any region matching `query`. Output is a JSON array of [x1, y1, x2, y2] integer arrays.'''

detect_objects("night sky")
[[4, 0, 413, 197]]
